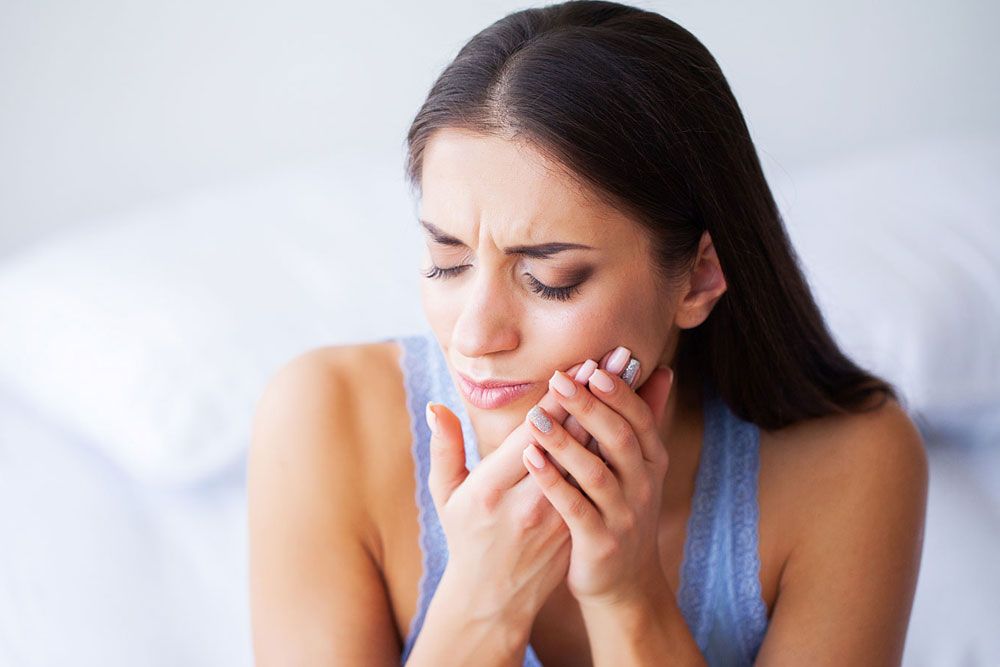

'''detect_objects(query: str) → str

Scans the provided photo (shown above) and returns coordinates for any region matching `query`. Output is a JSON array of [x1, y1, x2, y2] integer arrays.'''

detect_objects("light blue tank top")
[[394, 329, 769, 666]]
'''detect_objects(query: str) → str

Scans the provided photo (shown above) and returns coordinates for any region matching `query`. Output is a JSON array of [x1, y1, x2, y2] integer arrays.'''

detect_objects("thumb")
[[637, 366, 675, 426], [425, 402, 469, 512]]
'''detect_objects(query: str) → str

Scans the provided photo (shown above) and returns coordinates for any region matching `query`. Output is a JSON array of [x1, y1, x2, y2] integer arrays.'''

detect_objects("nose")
[[451, 268, 519, 360]]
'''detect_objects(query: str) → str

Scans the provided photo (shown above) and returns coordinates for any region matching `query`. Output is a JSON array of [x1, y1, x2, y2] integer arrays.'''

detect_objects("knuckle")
[[632, 480, 653, 508], [541, 471, 563, 490], [472, 485, 502, 513], [617, 510, 638, 532], [635, 405, 656, 435], [577, 392, 598, 418], [550, 429, 571, 451], [585, 461, 611, 489], [567, 491, 591, 520], [516, 504, 545, 530], [597, 537, 620, 562], [611, 419, 639, 452]]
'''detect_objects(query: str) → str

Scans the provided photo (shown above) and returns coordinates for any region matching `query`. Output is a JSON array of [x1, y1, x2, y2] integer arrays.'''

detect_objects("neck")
[[656, 373, 706, 511]]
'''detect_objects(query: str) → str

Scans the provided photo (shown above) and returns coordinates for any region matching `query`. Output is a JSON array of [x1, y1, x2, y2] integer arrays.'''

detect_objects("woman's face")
[[418, 128, 680, 453]]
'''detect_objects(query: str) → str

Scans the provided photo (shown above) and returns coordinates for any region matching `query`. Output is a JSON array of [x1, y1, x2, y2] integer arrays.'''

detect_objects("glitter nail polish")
[[527, 405, 553, 433], [621, 357, 640, 387]]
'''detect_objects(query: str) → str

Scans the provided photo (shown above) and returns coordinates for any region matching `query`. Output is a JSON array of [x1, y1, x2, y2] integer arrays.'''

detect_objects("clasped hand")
[[522, 348, 675, 610]]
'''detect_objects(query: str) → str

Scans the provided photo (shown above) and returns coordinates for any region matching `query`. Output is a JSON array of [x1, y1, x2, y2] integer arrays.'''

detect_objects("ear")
[[675, 230, 727, 329]]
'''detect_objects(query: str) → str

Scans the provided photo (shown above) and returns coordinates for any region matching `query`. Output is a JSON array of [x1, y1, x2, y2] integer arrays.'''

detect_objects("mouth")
[[455, 371, 536, 410]]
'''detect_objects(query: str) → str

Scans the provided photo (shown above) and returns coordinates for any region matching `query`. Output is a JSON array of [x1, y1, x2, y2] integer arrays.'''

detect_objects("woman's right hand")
[[423, 348, 638, 632]]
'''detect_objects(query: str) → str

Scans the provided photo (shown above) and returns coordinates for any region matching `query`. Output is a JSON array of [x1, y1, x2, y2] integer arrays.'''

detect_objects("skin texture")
[[417, 127, 728, 462], [413, 127, 730, 663], [247, 124, 928, 665]]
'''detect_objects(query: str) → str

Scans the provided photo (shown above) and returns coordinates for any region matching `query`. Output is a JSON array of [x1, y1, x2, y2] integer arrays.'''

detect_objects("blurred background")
[[0, 0, 998, 665]]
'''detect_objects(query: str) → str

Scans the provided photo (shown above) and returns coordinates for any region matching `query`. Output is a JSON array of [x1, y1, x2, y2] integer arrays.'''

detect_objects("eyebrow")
[[419, 219, 594, 259]]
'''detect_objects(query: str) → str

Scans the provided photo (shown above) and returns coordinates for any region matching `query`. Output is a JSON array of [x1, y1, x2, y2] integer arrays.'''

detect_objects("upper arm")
[[247, 348, 400, 667], [754, 401, 930, 666]]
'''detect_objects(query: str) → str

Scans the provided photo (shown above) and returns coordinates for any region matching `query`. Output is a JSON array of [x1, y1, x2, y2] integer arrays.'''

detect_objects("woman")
[[247, 1, 929, 665]]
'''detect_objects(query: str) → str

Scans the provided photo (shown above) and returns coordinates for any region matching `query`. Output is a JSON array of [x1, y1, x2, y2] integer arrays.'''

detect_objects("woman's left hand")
[[522, 356, 675, 609]]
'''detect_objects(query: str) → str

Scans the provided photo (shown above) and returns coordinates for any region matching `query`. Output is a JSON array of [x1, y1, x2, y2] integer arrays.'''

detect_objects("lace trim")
[[398, 332, 449, 665], [678, 382, 726, 649], [678, 383, 769, 660], [730, 416, 769, 661]]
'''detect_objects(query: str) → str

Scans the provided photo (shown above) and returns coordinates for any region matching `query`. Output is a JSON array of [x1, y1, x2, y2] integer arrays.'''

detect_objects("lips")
[[456, 371, 535, 410]]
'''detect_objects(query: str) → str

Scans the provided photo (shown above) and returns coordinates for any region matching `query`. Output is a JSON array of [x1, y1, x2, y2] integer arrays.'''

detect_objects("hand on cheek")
[[522, 357, 675, 609]]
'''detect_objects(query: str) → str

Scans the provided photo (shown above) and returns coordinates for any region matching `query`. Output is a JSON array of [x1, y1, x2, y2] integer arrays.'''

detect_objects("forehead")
[[419, 128, 637, 245]]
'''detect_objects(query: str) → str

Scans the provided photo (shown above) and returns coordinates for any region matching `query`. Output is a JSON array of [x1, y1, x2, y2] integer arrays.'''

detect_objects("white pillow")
[[770, 132, 1000, 443], [0, 155, 426, 487]]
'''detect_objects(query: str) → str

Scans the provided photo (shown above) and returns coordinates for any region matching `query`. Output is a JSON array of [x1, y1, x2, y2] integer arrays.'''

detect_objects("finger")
[[525, 405, 629, 521], [562, 359, 599, 465], [585, 363, 673, 469], [565, 350, 630, 459], [425, 402, 469, 512], [548, 369, 647, 489], [543, 359, 597, 479], [471, 360, 597, 491], [522, 442, 605, 537]]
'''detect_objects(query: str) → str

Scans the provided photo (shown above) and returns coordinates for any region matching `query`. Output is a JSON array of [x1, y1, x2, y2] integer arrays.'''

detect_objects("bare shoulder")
[[254, 339, 406, 436], [761, 394, 929, 522], [755, 394, 930, 664], [246, 339, 409, 666]]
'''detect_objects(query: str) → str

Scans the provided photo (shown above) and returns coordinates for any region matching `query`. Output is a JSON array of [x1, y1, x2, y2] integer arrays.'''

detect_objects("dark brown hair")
[[402, 0, 900, 430]]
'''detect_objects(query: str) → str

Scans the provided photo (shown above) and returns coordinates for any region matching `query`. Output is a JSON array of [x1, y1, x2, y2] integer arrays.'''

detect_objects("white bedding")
[[0, 386, 253, 667]]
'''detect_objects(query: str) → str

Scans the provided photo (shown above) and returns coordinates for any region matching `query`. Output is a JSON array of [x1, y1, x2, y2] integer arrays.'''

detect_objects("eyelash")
[[421, 264, 583, 302]]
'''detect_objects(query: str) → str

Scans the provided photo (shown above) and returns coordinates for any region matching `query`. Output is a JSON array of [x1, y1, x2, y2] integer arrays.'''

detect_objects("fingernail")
[[574, 359, 598, 383], [524, 443, 546, 469], [589, 368, 615, 393], [621, 358, 640, 387], [606, 346, 631, 374], [425, 402, 438, 435], [549, 370, 577, 397], [527, 405, 553, 433]]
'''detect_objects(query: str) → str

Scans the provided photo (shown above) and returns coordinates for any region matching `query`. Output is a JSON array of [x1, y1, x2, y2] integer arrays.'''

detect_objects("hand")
[[424, 360, 593, 628], [522, 354, 675, 609]]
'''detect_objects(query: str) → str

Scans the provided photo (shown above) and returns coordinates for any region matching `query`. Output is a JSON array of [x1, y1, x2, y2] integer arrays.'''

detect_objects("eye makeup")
[[420, 263, 593, 302]]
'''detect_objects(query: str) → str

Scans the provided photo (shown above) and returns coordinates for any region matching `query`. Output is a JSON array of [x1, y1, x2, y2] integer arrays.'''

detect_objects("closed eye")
[[421, 264, 584, 302]]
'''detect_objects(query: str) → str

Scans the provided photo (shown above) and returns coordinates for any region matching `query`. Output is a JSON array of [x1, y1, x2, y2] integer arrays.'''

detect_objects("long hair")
[[402, 0, 899, 430]]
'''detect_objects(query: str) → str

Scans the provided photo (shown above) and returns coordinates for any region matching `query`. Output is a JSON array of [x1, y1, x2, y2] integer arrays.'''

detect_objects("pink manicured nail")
[[574, 359, 598, 383], [589, 368, 616, 393], [524, 443, 546, 469], [606, 346, 631, 374], [425, 402, 438, 435], [549, 370, 577, 397]]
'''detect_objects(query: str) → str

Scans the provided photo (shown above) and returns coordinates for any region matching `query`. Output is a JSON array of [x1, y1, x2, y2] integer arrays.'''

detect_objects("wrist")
[[578, 581, 705, 667], [579, 593, 659, 641], [431, 569, 534, 658]]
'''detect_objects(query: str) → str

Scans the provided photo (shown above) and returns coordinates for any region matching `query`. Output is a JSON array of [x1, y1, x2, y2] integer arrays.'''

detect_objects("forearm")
[[580, 584, 707, 667], [404, 573, 532, 667]]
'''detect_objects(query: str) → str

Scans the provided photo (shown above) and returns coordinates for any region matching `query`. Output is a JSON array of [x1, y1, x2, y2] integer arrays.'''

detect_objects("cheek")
[[419, 282, 453, 344], [545, 281, 671, 369], [524, 293, 642, 364]]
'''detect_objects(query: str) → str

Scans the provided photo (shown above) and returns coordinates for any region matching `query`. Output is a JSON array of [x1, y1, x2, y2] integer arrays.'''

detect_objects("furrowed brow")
[[419, 219, 594, 259]]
